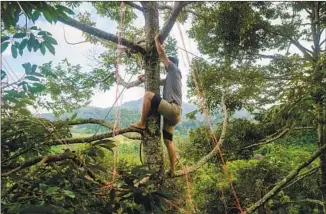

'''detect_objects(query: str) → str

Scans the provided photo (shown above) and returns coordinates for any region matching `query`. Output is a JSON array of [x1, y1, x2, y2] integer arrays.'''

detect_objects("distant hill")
[[122, 98, 197, 118], [38, 98, 251, 135]]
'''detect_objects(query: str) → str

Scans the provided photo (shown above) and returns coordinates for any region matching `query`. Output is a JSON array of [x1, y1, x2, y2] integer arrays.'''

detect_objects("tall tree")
[[188, 1, 326, 211]]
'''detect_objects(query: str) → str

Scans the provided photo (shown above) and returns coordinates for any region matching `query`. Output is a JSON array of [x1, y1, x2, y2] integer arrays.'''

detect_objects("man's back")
[[163, 61, 182, 105]]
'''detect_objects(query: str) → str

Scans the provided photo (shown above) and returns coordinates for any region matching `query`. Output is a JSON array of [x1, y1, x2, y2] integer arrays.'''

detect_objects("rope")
[[175, 21, 244, 213]]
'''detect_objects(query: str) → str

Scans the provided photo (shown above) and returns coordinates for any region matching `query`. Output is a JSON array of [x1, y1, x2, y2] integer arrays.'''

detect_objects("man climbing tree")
[[131, 33, 182, 176]]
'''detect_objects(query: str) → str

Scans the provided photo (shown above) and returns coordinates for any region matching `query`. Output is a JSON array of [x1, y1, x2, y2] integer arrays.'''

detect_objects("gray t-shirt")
[[163, 61, 182, 105]]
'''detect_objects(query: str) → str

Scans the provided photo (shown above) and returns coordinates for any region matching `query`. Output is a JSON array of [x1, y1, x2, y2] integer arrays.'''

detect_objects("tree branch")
[[158, 1, 190, 43], [123, 1, 143, 12], [57, 16, 146, 54], [116, 72, 144, 89], [242, 126, 315, 150], [242, 127, 291, 150], [245, 142, 326, 214], [157, 4, 202, 19], [52, 127, 142, 145], [172, 95, 228, 177], [2, 151, 77, 177], [283, 165, 320, 190]]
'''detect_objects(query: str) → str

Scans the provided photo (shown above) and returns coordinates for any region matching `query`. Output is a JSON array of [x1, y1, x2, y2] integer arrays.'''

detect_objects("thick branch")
[[157, 4, 202, 19], [57, 16, 146, 54], [158, 1, 190, 43], [245, 142, 326, 214], [52, 127, 142, 145], [172, 95, 228, 177], [124, 1, 143, 12], [2, 151, 76, 177]]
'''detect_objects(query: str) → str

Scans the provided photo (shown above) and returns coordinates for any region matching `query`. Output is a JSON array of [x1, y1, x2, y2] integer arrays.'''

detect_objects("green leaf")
[[70, 113, 78, 120], [40, 43, 46, 55], [63, 190, 76, 198], [31, 11, 41, 22], [33, 72, 43, 77], [32, 64, 37, 73], [1, 36, 10, 42], [13, 32, 26, 38], [44, 41, 55, 55], [33, 39, 40, 52], [22, 63, 32, 74], [44, 36, 58, 45], [42, 10, 53, 23], [18, 81, 27, 87], [38, 31, 47, 36], [55, 5, 75, 15], [19, 48, 23, 56], [1, 70, 7, 80], [30, 83, 46, 93], [1, 41, 10, 53], [30, 26, 38, 30], [25, 76, 40, 81], [20, 39, 28, 50], [11, 44, 17, 58], [45, 186, 60, 195]]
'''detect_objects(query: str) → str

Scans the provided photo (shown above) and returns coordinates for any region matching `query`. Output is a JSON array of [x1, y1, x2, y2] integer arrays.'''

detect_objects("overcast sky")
[[2, 2, 200, 113], [2, 3, 322, 114]]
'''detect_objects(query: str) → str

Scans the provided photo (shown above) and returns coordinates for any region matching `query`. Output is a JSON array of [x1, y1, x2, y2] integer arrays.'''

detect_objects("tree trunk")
[[311, 2, 326, 210], [317, 101, 326, 212], [141, 2, 164, 181]]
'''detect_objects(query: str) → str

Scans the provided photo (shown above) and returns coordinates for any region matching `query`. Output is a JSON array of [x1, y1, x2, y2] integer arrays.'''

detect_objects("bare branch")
[[242, 127, 291, 150], [158, 1, 190, 43], [2, 151, 77, 177], [124, 1, 143, 12], [320, 38, 326, 47], [283, 165, 320, 190], [245, 142, 326, 214], [172, 94, 228, 177], [116, 72, 144, 89], [58, 16, 146, 54], [275, 198, 324, 208], [52, 127, 142, 145], [242, 126, 315, 150]]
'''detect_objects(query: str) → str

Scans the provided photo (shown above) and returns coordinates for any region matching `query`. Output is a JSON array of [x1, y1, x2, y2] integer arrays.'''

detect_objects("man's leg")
[[130, 91, 155, 129], [164, 138, 177, 176]]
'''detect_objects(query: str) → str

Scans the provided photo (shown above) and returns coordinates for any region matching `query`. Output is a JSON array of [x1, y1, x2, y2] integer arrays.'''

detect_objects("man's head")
[[168, 56, 179, 67]]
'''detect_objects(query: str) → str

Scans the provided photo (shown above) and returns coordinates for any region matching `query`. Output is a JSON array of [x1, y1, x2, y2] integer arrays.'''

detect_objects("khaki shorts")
[[151, 95, 181, 141]]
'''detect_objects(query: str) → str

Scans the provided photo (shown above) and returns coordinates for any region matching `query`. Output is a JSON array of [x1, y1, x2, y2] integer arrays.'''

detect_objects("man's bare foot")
[[129, 122, 145, 130]]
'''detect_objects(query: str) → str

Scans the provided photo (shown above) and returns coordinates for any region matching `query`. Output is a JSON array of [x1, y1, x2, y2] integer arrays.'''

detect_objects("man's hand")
[[138, 74, 145, 82]]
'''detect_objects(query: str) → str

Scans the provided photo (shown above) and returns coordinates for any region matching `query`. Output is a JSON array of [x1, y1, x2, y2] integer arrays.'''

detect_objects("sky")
[[2, 2, 323, 114], [1, 2, 200, 113]]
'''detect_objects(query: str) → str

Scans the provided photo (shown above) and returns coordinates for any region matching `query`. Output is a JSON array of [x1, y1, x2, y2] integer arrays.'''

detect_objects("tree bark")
[[141, 2, 164, 181], [311, 2, 326, 210]]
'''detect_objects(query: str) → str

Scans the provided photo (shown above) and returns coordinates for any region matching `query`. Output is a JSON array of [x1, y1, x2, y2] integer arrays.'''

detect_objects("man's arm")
[[155, 34, 169, 68]]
